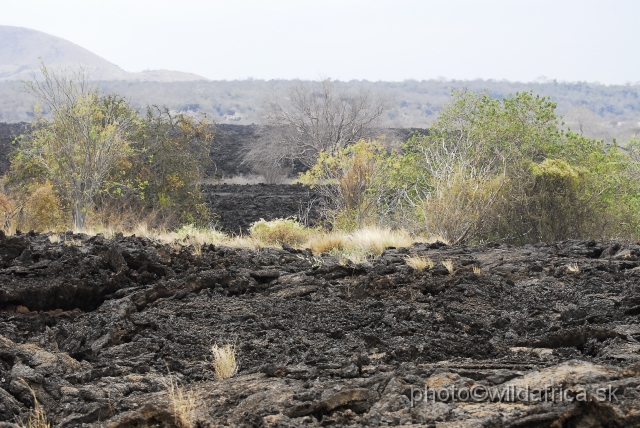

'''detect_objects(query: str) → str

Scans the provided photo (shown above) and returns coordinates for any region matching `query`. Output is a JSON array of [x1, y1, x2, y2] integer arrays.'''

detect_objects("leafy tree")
[[398, 90, 562, 242], [15, 64, 138, 229], [300, 89, 640, 243], [10, 64, 215, 231], [119, 107, 214, 226], [300, 139, 394, 230]]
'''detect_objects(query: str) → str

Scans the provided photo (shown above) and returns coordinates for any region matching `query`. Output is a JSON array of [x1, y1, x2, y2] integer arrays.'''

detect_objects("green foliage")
[[304, 90, 640, 243], [11, 88, 139, 229], [112, 107, 214, 227], [299, 139, 396, 230], [9, 66, 215, 231]]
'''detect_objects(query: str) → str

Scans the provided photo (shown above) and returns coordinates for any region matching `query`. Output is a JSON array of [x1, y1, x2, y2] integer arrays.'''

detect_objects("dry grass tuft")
[[472, 265, 482, 274], [63, 237, 83, 247], [171, 224, 227, 247], [442, 259, 455, 274], [249, 218, 313, 246], [48, 234, 60, 244], [331, 248, 369, 265], [17, 380, 50, 428], [211, 343, 238, 380], [348, 227, 413, 255], [307, 233, 347, 254], [167, 376, 198, 428], [42, 222, 431, 266], [226, 236, 263, 250], [406, 255, 434, 271], [566, 263, 580, 273]]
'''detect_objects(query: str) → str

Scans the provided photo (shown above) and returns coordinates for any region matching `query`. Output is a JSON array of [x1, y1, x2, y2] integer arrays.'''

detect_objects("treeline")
[[0, 78, 638, 142], [2, 67, 640, 244]]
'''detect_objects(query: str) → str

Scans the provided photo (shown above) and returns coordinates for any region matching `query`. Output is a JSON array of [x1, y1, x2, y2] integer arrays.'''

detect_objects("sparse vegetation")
[[302, 90, 640, 244], [249, 217, 315, 246], [211, 343, 238, 380], [166, 375, 198, 428], [248, 79, 387, 174], [307, 233, 347, 254], [17, 380, 50, 428], [442, 259, 454, 274], [567, 263, 580, 273], [406, 255, 434, 271], [330, 247, 369, 265], [5, 66, 640, 251]]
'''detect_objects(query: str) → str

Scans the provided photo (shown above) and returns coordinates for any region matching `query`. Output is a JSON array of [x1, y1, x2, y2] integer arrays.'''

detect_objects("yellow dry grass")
[[472, 265, 482, 274], [566, 263, 580, 273], [46, 221, 437, 268], [348, 227, 413, 255], [331, 248, 369, 265], [166, 376, 198, 428], [307, 233, 347, 254], [442, 259, 455, 274], [211, 343, 238, 380], [17, 380, 50, 428], [405, 255, 434, 271]]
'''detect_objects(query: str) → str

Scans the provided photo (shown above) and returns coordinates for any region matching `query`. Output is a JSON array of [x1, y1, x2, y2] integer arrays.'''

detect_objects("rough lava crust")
[[1, 231, 640, 426]]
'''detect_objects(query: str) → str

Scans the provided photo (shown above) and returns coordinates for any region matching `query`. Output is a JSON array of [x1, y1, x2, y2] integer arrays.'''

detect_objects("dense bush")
[[5, 65, 214, 232], [304, 90, 640, 244]]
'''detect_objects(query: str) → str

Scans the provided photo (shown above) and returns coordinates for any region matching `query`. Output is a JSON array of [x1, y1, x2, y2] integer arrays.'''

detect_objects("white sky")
[[1, 0, 638, 84]]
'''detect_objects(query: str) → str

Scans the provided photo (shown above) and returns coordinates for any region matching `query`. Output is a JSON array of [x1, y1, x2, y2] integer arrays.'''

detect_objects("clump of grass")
[[166, 375, 198, 428], [416, 234, 451, 245], [307, 233, 347, 254], [330, 247, 369, 265], [211, 343, 238, 380], [48, 234, 60, 244], [63, 236, 83, 247], [226, 235, 264, 250], [406, 255, 434, 271], [172, 224, 227, 246], [472, 265, 482, 274], [17, 380, 50, 428], [306, 226, 416, 263], [249, 218, 313, 246], [566, 263, 580, 273], [442, 259, 454, 274], [348, 227, 413, 255]]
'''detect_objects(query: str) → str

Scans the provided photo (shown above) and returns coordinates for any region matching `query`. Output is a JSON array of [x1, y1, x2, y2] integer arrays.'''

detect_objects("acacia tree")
[[248, 79, 388, 172], [17, 64, 138, 230]]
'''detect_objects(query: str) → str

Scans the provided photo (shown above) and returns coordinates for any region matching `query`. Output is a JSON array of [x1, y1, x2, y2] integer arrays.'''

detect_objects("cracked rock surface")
[[1, 232, 640, 426]]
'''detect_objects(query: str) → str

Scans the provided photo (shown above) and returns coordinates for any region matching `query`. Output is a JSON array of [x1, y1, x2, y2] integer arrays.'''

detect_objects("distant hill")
[[0, 25, 207, 82]]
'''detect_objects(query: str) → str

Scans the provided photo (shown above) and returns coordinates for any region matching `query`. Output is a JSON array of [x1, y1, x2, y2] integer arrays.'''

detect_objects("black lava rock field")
[[1, 231, 640, 426], [203, 184, 324, 233]]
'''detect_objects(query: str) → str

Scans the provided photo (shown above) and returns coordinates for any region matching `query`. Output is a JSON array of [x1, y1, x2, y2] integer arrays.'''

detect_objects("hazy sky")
[[2, 0, 638, 84]]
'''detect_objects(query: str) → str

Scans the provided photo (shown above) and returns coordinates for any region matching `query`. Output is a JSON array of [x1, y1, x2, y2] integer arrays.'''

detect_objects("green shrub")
[[249, 218, 313, 246]]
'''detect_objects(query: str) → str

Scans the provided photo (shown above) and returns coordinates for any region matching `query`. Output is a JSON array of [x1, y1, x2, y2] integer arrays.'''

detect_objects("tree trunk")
[[72, 199, 88, 231]]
